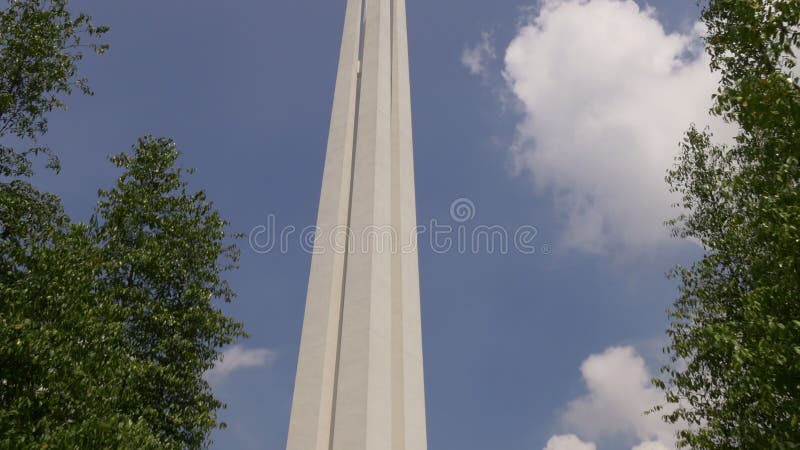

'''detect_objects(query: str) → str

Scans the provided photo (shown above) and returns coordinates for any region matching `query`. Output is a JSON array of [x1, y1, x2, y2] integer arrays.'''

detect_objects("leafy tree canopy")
[[659, 0, 800, 448], [0, 0, 107, 176], [0, 2, 245, 448], [1, 138, 245, 449]]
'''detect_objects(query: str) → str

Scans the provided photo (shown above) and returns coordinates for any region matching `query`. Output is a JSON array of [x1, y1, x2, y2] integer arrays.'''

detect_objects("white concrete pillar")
[[285, 0, 427, 448]]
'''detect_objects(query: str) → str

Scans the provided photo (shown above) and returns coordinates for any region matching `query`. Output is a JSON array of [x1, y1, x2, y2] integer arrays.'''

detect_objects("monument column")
[[285, 0, 427, 449]]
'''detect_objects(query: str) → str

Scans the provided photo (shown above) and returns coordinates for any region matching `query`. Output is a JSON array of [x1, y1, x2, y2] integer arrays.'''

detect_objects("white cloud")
[[206, 346, 277, 386], [544, 434, 597, 450], [502, 0, 734, 253], [462, 31, 497, 78], [632, 441, 672, 450], [544, 346, 677, 449]]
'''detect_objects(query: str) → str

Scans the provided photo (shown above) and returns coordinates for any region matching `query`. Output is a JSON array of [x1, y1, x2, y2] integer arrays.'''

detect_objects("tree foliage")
[[659, 0, 800, 448], [0, 181, 165, 449], [94, 137, 245, 448], [0, 0, 107, 176], [0, 1, 245, 448], [1, 139, 245, 449]]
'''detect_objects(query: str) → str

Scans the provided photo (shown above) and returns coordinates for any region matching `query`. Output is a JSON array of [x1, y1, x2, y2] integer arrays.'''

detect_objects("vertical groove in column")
[[328, 0, 367, 448]]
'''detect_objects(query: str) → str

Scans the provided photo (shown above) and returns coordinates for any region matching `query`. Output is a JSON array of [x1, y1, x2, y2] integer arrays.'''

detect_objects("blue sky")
[[33, 1, 724, 449]]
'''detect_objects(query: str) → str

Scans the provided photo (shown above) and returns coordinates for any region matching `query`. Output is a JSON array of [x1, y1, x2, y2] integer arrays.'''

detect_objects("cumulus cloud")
[[544, 434, 597, 450], [206, 346, 277, 386], [502, 0, 734, 253], [543, 346, 677, 450], [632, 441, 672, 450], [462, 31, 497, 78]]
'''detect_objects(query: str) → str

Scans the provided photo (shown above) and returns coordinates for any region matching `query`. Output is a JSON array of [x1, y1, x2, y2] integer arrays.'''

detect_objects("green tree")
[[1, 1, 245, 448], [658, 0, 800, 448], [1, 139, 245, 449], [0, 0, 108, 176], [0, 1, 144, 446], [0, 180, 168, 449], [94, 137, 246, 448]]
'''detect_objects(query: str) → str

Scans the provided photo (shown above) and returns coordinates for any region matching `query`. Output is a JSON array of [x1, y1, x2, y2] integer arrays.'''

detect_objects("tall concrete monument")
[[285, 0, 427, 449]]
